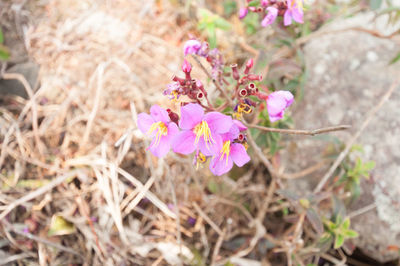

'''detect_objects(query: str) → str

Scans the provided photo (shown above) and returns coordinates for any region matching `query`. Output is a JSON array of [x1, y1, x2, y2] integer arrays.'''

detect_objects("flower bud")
[[167, 109, 180, 124], [196, 91, 204, 100], [231, 64, 240, 80], [244, 58, 254, 74], [239, 7, 248, 19], [247, 74, 263, 81], [182, 59, 192, 73]]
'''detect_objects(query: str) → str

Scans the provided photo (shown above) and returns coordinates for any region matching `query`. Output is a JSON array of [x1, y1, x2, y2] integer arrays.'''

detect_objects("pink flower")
[[284, 0, 304, 26], [209, 123, 250, 176], [267, 91, 294, 122], [137, 105, 179, 157], [239, 7, 248, 19], [183, 40, 202, 56], [261, 7, 278, 27], [172, 103, 232, 156], [261, 0, 269, 7]]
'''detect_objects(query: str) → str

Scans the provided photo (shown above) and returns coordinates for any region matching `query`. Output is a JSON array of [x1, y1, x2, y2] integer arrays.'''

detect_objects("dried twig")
[[247, 123, 351, 136], [193, 202, 223, 236], [314, 80, 399, 193], [0, 170, 79, 220]]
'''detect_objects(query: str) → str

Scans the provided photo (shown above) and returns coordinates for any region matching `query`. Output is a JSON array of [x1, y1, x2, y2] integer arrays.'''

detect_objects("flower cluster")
[[239, 0, 304, 27], [138, 39, 294, 176]]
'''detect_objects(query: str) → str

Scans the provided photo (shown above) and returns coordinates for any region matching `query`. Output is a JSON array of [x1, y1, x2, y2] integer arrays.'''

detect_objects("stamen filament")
[[147, 121, 168, 147], [219, 141, 231, 165], [194, 121, 215, 148]]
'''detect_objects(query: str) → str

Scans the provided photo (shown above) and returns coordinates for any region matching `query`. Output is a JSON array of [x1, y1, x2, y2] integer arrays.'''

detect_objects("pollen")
[[195, 152, 207, 170], [233, 103, 252, 119], [194, 121, 214, 147], [148, 121, 168, 147], [219, 140, 231, 165]]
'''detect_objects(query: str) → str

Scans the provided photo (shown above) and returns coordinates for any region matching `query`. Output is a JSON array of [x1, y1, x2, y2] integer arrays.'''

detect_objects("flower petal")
[[204, 112, 232, 134], [267, 93, 287, 116], [179, 103, 204, 130], [199, 133, 222, 156], [137, 113, 155, 134], [172, 130, 196, 155], [166, 122, 180, 141], [274, 90, 294, 107], [210, 155, 234, 176], [149, 133, 172, 158], [150, 105, 170, 124], [233, 120, 247, 131], [284, 10, 292, 26], [292, 8, 304, 24], [230, 143, 251, 167]]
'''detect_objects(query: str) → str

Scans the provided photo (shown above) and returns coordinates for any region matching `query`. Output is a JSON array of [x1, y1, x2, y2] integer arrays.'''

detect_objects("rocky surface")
[[281, 16, 400, 263]]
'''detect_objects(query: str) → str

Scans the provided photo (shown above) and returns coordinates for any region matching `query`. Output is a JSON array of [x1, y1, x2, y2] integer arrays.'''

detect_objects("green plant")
[[321, 216, 358, 249], [0, 28, 10, 61], [197, 8, 231, 48]]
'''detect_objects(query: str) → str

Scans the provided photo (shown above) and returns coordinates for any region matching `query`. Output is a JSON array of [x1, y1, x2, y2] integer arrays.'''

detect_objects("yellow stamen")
[[147, 121, 168, 147], [219, 140, 231, 165], [194, 121, 215, 148], [195, 152, 207, 169], [233, 103, 252, 119]]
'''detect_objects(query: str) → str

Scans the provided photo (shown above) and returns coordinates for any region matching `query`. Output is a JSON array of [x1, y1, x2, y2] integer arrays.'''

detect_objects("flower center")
[[195, 152, 207, 170], [193, 121, 214, 147], [219, 140, 231, 165], [148, 121, 168, 147]]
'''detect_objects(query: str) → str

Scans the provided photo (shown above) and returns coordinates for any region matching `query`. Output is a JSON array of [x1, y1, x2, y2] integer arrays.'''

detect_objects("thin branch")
[[314, 80, 399, 193], [193, 202, 223, 236], [348, 203, 376, 219], [246, 123, 351, 136], [191, 55, 232, 104]]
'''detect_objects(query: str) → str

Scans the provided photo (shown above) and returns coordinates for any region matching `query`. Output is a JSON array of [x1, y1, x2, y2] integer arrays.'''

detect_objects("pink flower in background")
[[261, 0, 269, 7], [261, 7, 278, 27], [183, 40, 202, 56], [137, 105, 179, 157], [239, 7, 248, 19], [209, 123, 250, 176], [284, 0, 304, 26], [267, 91, 294, 122], [172, 103, 232, 156]]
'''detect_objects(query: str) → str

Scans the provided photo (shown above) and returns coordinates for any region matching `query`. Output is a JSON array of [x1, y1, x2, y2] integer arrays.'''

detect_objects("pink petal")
[[284, 10, 292, 26], [183, 40, 202, 56], [172, 130, 196, 155], [179, 103, 204, 130], [233, 120, 247, 131], [239, 7, 248, 19], [209, 155, 234, 176], [274, 90, 294, 107], [261, 7, 278, 27], [167, 122, 180, 141], [267, 93, 287, 116], [204, 112, 232, 134], [221, 124, 239, 141], [292, 8, 304, 24], [198, 133, 222, 156], [137, 113, 154, 134], [269, 111, 284, 122], [149, 136, 170, 158], [150, 105, 170, 124], [230, 143, 251, 167]]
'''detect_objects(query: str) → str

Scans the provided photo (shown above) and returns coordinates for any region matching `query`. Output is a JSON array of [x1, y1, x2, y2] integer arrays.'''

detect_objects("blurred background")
[[0, 0, 399, 265]]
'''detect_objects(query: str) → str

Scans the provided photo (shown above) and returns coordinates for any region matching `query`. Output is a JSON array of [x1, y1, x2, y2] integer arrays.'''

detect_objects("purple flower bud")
[[182, 59, 192, 73], [239, 7, 248, 19], [266, 90, 294, 122], [187, 217, 196, 226], [183, 40, 202, 56], [261, 7, 278, 27]]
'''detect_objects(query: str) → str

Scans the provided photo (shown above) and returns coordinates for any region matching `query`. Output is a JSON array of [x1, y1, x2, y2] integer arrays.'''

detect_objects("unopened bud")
[[247, 74, 262, 81], [166, 109, 179, 124], [182, 59, 192, 73], [244, 59, 254, 74], [231, 64, 240, 80]]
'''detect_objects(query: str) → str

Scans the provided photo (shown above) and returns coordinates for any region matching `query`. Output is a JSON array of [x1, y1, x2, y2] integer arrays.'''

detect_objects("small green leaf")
[[48, 215, 76, 236], [334, 234, 345, 249], [363, 161, 376, 171], [0, 44, 10, 61], [342, 218, 350, 230], [214, 17, 231, 30], [343, 229, 359, 238]]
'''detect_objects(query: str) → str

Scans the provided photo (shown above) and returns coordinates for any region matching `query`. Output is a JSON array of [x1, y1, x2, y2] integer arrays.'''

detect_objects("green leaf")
[[343, 229, 359, 238], [248, 0, 261, 7], [0, 44, 10, 61], [214, 17, 231, 30], [363, 161, 375, 171], [48, 215, 76, 236], [370, 0, 383, 10], [0, 29, 4, 44], [334, 234, 345, 249], [342, 217, 350, 230], [223, 1, 237, 17]]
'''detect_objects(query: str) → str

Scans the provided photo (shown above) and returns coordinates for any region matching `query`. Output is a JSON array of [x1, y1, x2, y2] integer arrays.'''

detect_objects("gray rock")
[[281, 29, 400, 262], [0, 62, 39, 98]]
